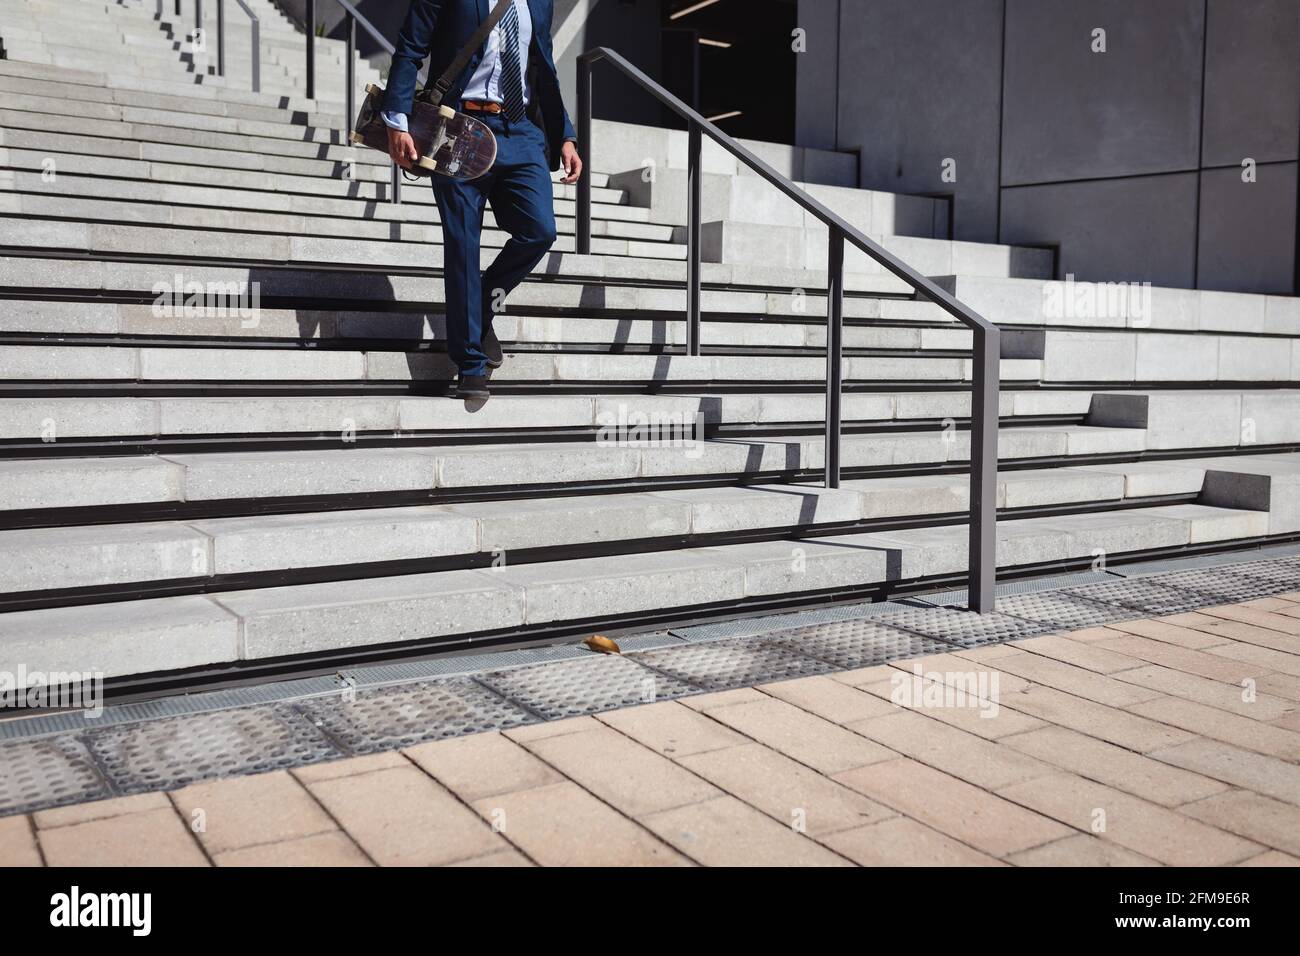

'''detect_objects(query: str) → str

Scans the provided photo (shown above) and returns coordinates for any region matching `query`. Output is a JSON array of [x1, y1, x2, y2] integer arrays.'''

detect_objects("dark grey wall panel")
[[1198, 162, 1298, 293], [1000, 173, 1200, 288], [794, 0, 840, 151], [1201, 0, 1300, 167], [557, 0, 662, 125], [832, 0, 1005, 241], [1001, 0, 1205, 185]]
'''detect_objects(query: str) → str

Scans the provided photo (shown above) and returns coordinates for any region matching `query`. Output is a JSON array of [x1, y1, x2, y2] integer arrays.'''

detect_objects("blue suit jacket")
[[383, 0, 576, 171]]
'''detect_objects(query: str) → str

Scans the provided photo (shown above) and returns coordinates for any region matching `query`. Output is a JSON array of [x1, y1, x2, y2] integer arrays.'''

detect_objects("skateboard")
[[350, 83, 497, 180]]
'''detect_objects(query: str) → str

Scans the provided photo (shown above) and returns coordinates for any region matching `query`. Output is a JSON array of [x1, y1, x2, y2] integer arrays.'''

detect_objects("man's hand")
[[560, 141, 583, 185], [388, 127, 418, 170]]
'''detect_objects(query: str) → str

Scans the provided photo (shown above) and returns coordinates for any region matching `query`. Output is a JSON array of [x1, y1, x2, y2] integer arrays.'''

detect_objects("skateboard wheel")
[[417, 156, 438, 171], [438, 105, 455, 119]]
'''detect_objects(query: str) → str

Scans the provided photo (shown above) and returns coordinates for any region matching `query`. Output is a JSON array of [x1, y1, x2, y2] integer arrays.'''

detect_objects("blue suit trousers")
[[433, 110, 557, 376]]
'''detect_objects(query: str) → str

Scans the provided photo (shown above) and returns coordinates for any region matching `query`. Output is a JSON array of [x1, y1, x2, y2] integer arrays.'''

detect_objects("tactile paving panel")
[[86, 705, 341, 795], [629, 638, 834, 690], [670, 601, 881, 642], [294, 677, 536, 754], [994, 590, 1142, 630], [1154, 568, 1291, 603], [1062, 578, 1212, 616], [476, 654, 700, 720], [0, 736, 110, 816], [1220, 560, 1300, 588], [765, 618, 951, 669], [873, 605, 1049, 647]]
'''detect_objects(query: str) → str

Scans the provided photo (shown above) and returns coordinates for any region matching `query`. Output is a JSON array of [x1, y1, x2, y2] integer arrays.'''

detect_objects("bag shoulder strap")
[[424, 0, 517, 107]]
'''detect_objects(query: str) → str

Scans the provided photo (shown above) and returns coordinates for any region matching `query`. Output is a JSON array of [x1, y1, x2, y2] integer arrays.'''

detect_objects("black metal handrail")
[[158, 1, 260, 93], [575, 47, 1000, 612], [304, 0, 402, 204]]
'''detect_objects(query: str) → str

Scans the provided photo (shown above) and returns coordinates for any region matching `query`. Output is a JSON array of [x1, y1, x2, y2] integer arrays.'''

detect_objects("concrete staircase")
[[1, 0, 380, 102], [3, 0, 1300, 687]]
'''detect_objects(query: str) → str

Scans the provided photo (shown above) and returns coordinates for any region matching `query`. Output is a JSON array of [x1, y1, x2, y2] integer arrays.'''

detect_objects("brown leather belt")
[[461, 100, 504, 114]]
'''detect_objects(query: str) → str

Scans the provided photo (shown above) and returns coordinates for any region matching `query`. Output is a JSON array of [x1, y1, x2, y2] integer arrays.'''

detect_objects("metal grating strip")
[[474, 654, 701, 720], [1154, 568, 1294, 603], [873, 605, 1050, 648], [992, 590, 1143, 630], [294, 677, 536, 754], [0, 736, 110, 817], [916, 570, 1118, 607], [628, 639, 834, 690], [765, 618, 952, 669], [1062, 579, 1214, 617], [668, 600, 885, 643], [85, 705, 341, 796]]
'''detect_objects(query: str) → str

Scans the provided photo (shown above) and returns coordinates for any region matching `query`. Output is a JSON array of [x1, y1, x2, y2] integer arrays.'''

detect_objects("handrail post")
[[216, 0, 225, 77], [345, 12, 356, 139], [575, 55, 593, 255], [392, 166, 402, 205], [196, 0, 203, 35], [305, 0, 316, 101], [968, 325, 1000, 611], [685, 123, 702, 356], [250, 11, 260, 92], [824, 230, 843, 489]]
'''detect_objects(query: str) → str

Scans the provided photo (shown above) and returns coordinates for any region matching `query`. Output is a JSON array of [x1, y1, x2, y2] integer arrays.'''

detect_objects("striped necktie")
[[498, 2, 526, 123]]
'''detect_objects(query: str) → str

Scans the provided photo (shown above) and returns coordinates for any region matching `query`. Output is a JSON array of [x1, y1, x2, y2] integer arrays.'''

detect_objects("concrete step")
[[0, 56, 348, 115], [590, 118, 859, 192], [1087, 390, 1300, 448], [0, 170, 658, 243], [0, 255, 916, 316], [0, 75, 348, 130], [6, 1, 369, 67], [0, 343, 1038, 384], [0, 101, 503, 175], [702, 218, 1054, 281], [0, 216, 712, 279], [0, 146, 647, 218], [1, 193, 674, 257], [0, 130, 604, 204], [2, 91, 343, 144], [0, 424, 1165, 513], [0, 388, 1091, 440], [612, 166, 943, 237], [0, 228, 916, 295], [0, 300, 971, 350], [0, 458, 1241, 594], [0, 499, 1273, 674], [942, 275, 1300, 336], [1037, 329, 1300, 383], [0, 23, 350, 73]]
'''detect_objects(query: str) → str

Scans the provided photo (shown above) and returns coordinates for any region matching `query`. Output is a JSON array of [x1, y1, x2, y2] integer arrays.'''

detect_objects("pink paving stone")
[[0, 815, 42, 866], [833, 757, 1071, 857], [640, 795, 851, 866], [171, 770, 336, 854], [820, 816, 1005, 866], [471, 781, 690, 867], [38, 807, 209, 867], [214, 830, 371, 866], [33, 791, 170, 830]]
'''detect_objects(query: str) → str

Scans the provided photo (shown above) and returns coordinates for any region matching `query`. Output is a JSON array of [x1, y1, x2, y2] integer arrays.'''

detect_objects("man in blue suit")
[[382, 0, 583, 401]]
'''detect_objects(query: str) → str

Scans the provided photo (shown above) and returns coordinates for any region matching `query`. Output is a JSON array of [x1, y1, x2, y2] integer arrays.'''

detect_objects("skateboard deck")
[[350, 83, 497, 181]]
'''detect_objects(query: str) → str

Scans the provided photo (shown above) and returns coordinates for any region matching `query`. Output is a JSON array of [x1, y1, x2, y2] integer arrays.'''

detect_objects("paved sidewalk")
[[4, 594, 1300, 866]]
